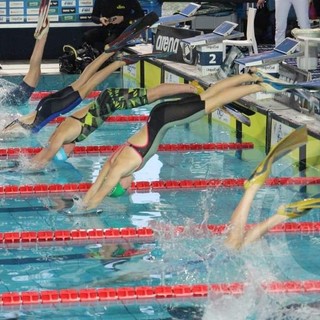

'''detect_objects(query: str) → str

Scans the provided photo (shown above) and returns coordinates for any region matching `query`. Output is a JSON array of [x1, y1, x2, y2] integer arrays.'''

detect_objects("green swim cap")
[[108, 182, 127, 197]]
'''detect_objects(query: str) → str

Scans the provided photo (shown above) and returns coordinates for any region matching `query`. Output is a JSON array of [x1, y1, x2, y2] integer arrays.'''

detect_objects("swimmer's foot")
[[249, 68, 291, 93], [249, 67, 277, 83], [244, 125, 308, 189], [116, 52, 173, 65], [34, 18, 49, 40], [104, 12, 159, 53], [222, 105, 251, 126], [277, 197, 320, 219]]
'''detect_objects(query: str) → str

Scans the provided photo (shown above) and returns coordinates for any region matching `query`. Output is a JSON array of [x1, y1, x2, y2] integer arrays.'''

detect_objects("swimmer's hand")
[[63, 195, 103, 215]]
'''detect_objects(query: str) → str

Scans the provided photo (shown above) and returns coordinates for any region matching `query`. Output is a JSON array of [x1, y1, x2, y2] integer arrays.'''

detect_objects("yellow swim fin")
[[277, 197, 320, 219], [244, 125, 308, 189], [190, 80, 205, 94]]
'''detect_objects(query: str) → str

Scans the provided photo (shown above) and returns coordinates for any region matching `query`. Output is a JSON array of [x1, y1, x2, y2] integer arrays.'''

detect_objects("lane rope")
[[0, 142, 254, 158], [1, 177, 320, 196], [0, 222, 319, 247], [51, 114, 149, 123], [31, 90, 101, 100], [1, 280, 320, 306]]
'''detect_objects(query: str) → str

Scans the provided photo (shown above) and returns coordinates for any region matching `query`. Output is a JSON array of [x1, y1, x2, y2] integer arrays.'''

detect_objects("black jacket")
[[91, 0, 144, 28]]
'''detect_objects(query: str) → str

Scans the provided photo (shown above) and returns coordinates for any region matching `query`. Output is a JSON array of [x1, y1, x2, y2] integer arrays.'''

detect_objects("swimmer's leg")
[[70, 50, 116, 91], [76, 60, 125, 99], [224, 184, 261, 250], [225, 126, 308, 250], [146, 83, 198, 102], [200, 72, 258, 100], [202, 83, 262, 114], [23, 20, 49, 90], [240, 197, 320, 247], [244, 125, 308, 189]]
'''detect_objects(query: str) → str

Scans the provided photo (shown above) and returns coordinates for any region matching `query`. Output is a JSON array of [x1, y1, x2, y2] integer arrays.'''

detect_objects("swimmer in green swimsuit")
[[28, 82, 199, 169]]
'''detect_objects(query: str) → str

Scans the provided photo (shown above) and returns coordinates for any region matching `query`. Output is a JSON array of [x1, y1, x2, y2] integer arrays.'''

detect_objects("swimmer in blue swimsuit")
[[28, 83, 199, 169], [2, 49, 124, 135], [0, 19, 49, 107], [1, 12, 159, 134]]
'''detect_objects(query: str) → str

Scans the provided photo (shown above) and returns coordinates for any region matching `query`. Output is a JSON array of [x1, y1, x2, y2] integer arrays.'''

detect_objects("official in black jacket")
[[83, 0, 144, 51]]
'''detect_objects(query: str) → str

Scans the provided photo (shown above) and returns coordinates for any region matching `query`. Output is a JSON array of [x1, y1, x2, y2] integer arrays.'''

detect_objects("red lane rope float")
[[30, 90, 101, 101], [0, 222, 319, 247], [1, 177, 320, 197], [1, 280, 320, 306], [51, 114, 149, 124], [0, 142, 254, 158]]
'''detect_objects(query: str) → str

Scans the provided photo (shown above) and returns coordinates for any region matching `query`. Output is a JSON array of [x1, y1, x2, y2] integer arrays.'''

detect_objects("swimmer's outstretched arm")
[[82, 161, 116, 209], [31, 131, 66, 169], [83, 149, 140, 209]]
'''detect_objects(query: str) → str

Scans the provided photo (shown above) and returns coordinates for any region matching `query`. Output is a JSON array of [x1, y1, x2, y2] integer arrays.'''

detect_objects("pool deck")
[[0, 60, 59, 75]]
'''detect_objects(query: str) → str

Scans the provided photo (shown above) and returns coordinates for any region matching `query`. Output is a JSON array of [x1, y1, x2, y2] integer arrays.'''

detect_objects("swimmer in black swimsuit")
[[28, 83, 199, 169], [82, 72, 320, 234], [82, 71, 268, 208], [0, 19, 49, 107], [1, 13, 158, 134]]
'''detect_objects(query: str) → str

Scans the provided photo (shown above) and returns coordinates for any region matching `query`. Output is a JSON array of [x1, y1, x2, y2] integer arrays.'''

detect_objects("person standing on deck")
[[257, 0, 310, 46], [83, 0, 145, 52]]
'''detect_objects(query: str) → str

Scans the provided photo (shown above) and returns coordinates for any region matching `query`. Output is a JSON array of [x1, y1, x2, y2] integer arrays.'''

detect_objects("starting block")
[[234, 38, 303, 70], [151, 2, 201, 27], [181, 21, 243, 76]]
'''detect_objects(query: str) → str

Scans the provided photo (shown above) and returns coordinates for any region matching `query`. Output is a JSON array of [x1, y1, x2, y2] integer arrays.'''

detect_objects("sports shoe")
[[104, 12, 159, 53], [277, 198, 320, 219]]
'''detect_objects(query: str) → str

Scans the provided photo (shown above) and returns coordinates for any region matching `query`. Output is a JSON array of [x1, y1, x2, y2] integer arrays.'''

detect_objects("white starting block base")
[[297, 40, 319, 70], [196, 43, 223, 76]]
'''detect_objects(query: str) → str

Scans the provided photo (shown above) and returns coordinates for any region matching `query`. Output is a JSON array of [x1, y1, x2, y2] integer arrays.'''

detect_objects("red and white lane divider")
[[52, 114, 149, 124], [30, 90, 101, 101], [1, 280, 320, 306], [1, 177, 320, 197], [0, 222, 319, 248], [0, 142, 254, 158]]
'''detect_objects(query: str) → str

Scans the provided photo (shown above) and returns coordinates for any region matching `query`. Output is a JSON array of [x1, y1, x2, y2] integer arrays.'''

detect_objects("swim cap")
[[108, 182, 127, 197], [53, 147, 68, 161]]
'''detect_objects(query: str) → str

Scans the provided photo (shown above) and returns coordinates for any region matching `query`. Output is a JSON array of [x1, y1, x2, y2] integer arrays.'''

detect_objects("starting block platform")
[[235, 37, 303, 67], [181, 30, 244, 47], [181, 21, 243, 47], [151, 2, 201, 27]]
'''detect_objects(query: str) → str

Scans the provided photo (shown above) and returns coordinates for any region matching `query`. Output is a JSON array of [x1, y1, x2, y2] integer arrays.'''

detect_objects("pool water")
[[0, 72, 319, 319]]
